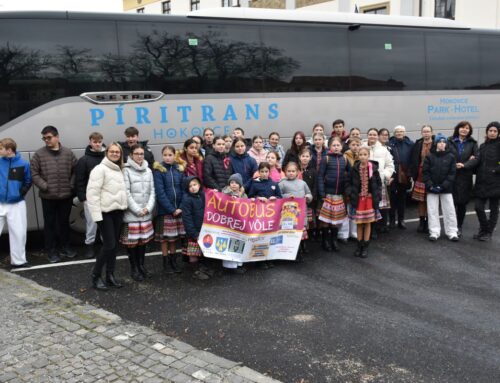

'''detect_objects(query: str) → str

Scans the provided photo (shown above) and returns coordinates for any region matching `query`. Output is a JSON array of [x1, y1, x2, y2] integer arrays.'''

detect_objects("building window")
[[190, 0, 200, 11], [435, 0, 455, 20], [162, 1, 171, 14], [136, 7, 145, 13], [361, 2, 389, 15], [222, 0, 240, 6]]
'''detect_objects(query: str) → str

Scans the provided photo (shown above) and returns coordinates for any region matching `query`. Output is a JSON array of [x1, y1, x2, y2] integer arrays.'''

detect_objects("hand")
[[469, 155, 475, 160], [456, 163, 464, 169], [258, 197, 267, 202], [141, 208, 149, 216], [173, 209, 182, 216], [269, 196, 277, 201], [388, 177, 394, 185]]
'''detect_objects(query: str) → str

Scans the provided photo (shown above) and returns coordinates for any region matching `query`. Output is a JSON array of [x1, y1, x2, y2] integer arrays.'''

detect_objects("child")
[[310, 132, 328, 172], [306, 123, 328, 148], [229, 137, 258, 186], [345, 146, 382, 258], [423, 133, 459, 241], [339, 137, 361, 242], [222, 173, 248, 274], [203, 136, 231, 191], [0, 138, 32, 269], [283, 131, 307, 169], [248, 135, 268, 165], [254, 151, 284, 182], [153, 146, 185, 274], [121, 144, 156, 281], [279, 161, 313, 260], [298, 148, 317, 247], [264, 132, 285, 166], [317, 137, 349, 252], [181, 176, 213, 280]]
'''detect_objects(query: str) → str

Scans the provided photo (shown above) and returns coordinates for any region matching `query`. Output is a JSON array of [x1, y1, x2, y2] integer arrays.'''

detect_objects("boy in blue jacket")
[[0, 138, 32, 268]]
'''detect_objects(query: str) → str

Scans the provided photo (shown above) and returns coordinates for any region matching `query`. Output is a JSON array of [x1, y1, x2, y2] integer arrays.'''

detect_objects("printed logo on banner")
[[228, 238, 245, 254], [203, 234, 213, 248], [215, 237, 229, 252], [270, 236, 283, 246], [252, 244, 269, 258]]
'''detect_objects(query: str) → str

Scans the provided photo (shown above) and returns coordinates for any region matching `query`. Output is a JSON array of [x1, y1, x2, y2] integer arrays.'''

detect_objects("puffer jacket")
[[345, 160, 382, 209], [300, 164, 318, 202], [122, 157, 156, 223], [423, 145, 456, 194], [470, 137, 500, 198], [30, 144, 77, 199], [369, 141, 395, 185], [229, 152, 258, 185], [0, 152, 32, 203], [246, 178, 282, 199], [203, 151, 231, 190], [247, 147, 269, 165], [310, 146, 328, 171], [119, 140, 155, 170], [86, 157, 127, 222], [180, 176, 205, 239], [318, 152, 349, 197], [448, 136, 478, 204], [153, 162, 184, 215], [75, 145, 105, 202]]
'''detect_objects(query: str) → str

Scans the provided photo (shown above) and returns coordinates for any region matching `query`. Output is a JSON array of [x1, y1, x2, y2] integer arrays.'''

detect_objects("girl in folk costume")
[[283, 131, 307, 169], [248, 135, 269, 165], [86, 143, 127, 291], [175, 138, 204, 183], [346, 146, 382, 258], [410, 125, 434, 233], [279, 162, 313, 260], [366, 128, 395, 238], [120, 144, 156, 282], [222, 174, 248, 274], [229, 137, 258, 186], [262, 151, 285, 183], [339, 137, 361, 242], [310, 132, 328, 173], [153, 146, 185, 274], [298, 148, 318, 246], [317, 136, 349, 252], [181, 176, 213, 280], [203, 136, 232, 191]]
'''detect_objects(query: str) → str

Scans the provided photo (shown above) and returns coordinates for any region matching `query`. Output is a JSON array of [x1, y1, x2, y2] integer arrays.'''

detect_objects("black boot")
[[91, 274, 108, 291], [423, 217, 429, 234], [163, 255, 175, 274], [321, 228, 331, 251], [417, 217, 425, 233], [354, 240, 363, 257], [84, 244, 95, 259], [128, 248, 144, 282], [330, 227, 339, 252], [302, 240, 309, 254], [106, 272, 123, 288], [389, 214, 396, 229], [360, 240, 369, 258], [137, 247, 152, 278], [170, 254, 182, 274]]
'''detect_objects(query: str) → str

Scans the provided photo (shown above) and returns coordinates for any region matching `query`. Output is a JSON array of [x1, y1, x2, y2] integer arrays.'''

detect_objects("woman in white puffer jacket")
[[120, 144, 156, 282], [87, 143, 127, 291], [366, 128, 395, 237]]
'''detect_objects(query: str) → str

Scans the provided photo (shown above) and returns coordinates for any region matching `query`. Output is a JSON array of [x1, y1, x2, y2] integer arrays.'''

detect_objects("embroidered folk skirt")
[[318, 194, 347, 225]]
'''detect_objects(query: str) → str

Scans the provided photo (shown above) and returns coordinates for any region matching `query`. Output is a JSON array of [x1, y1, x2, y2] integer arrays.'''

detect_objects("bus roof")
[[189, 8, 469, 29]]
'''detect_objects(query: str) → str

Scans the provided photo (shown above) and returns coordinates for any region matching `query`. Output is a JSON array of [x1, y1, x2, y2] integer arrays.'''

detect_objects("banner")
[[198, 190, 306, 262]]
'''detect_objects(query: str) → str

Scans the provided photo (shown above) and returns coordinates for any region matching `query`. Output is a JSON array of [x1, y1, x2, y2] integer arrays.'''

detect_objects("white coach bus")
[[1, 8, 499, 231]]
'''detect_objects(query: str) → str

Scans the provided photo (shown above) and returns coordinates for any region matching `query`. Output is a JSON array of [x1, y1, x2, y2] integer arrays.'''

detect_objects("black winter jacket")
[[448, 136, 478, 204], [422, 146, 456, 194], [470, 137, 500, 198], [317, 153, 349, 197], [409, 137, 434, 179], [180, 176, 205, 239], [301, 164, 318, 204], [75, 146, 105, 202], [345, 160, 382, 209], [203, 151, 231, 190]]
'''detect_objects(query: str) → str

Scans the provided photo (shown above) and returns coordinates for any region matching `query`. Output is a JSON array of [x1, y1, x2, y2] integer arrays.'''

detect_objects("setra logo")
[[80, 91, 164, 104]]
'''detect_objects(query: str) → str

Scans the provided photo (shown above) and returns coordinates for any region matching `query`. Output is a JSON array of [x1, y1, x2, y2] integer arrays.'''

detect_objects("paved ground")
[[0, 270, 280, 383], [1, 208, 500, 382]]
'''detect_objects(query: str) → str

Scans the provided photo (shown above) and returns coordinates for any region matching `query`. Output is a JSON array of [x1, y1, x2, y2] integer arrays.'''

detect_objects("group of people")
[[0, 119, 499, 290]]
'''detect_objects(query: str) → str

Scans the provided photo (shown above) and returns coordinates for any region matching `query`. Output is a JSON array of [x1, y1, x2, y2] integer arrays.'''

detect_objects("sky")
[[0, 0, 123, 12]]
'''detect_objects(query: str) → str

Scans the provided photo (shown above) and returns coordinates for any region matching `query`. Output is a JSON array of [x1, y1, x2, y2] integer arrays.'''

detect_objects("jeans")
[[93, 210, 123, 276], [41, 197, 72, 251]]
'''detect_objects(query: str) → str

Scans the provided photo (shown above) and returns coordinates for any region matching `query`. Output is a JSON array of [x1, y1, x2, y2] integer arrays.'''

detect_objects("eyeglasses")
[[133, 152, 144, 156], [42, 136, 54, 141], [108, 151, 121, 155]]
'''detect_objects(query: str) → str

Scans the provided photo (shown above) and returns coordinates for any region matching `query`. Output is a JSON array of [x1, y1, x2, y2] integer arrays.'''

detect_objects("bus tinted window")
[[349, 27, 426, 90], [0, 19, 120, 125], [479, 35, 500, 89], [260, 24, 350, 92], [116, 21, 264, 93], [425, 31, 480, 90]]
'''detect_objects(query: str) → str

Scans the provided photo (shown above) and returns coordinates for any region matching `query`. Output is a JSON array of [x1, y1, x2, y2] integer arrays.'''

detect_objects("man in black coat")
[[119, 126, 155, 170]]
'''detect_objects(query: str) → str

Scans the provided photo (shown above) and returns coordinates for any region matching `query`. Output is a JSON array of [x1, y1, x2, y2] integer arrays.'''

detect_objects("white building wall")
[[455, 0, 500, 28]]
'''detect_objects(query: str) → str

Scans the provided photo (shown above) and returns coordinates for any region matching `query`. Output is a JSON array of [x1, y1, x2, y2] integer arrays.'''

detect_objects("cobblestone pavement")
[[0, 270, 280, 383]]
